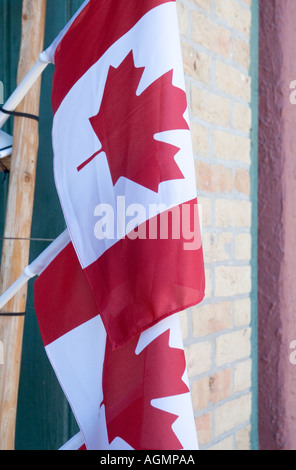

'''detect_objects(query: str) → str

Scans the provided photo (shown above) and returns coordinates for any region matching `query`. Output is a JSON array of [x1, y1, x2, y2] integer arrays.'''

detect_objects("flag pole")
[[0, 52, 49, 130], [0, 229, 70, 311], [0, 0, 47, 450], [0, 270, 35, 311]]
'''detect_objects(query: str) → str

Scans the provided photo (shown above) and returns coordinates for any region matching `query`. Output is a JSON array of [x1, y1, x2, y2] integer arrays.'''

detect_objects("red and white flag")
[[33, 231, 199, 450], [44, 0, 205, 349]]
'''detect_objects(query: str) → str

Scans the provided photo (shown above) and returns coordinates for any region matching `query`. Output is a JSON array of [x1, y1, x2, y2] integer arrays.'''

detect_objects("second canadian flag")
[[34, 231, 199, 449]]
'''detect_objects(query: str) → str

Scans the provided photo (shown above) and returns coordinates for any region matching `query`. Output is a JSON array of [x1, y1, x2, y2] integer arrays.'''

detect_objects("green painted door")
[[0, 0, 84, 450]]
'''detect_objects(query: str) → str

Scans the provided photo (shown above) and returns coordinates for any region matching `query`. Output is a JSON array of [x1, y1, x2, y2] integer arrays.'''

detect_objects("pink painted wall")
[[258, 0, 296, 450]]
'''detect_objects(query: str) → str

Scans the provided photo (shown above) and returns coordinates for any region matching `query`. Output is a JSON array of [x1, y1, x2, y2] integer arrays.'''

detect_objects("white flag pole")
[[0, 51, 50, 130], [0, 0, 90, 133], [0, 269, 35, 311], [0, 229, 70, 310], [59, 431, 85, 451]]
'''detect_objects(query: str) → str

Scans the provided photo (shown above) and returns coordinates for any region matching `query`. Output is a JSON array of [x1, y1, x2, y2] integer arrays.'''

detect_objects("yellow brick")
[[204, 268, 212, 299], [233, 102, 251, 133], [195, 413, 212, 446], [177, 1, 189, 35], [197, 196, 211, 227], [185, 341, 212, 376], [215, 328, 251, 365], [215, 393, 252, 436], [210, 368, 233, 404], [236, 425, 251, 450], [215, 265, 252, 297], [200, 232, 233, 263], [213, 130, 251, 164], [215, 61, 251, 102], [234, 37, 250, 70], [191, 86, 231, 126], [195, 161, 212, 193], [235, 233, 252, 260], [195, 161, 234, 193], [192, 376, 211, 410], [181, 42, 211, 84], [191, 122, 210, 158], [234, 359, 252, 392], [192, 0, 211, 13], [207, 436, 234, 450], [215, 199, 251, 227], [235, 167, 251, 196], [191, 368, 232, 411], [192, 11, 232, 58], [215, 0, 251, 37], [192, 301, 233, 337], [233, 298, 251, 327]]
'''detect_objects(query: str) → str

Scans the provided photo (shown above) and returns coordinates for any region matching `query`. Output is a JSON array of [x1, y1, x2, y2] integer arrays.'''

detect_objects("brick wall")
[[177, 0, 253, 450]]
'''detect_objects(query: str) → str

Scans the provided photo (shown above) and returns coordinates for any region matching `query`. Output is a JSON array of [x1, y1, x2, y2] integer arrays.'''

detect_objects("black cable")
[[0, 312, 26, 316], [0, 106, 39, 122], [0, 237, 54, 241], [0, 145, 12, 153]]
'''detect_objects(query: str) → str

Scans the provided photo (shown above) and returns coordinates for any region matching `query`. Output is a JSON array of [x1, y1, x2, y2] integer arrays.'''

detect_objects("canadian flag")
[[33, 230, 199, 450], [44, 0, 205, 350]]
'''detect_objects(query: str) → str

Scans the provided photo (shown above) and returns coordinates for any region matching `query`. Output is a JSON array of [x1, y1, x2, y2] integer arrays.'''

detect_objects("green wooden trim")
[[250, 0, 259, 452]]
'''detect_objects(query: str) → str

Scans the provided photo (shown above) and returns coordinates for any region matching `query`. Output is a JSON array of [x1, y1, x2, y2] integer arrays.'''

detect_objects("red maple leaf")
[[101, 329, 189, 450], [77, 51, 189, 192]]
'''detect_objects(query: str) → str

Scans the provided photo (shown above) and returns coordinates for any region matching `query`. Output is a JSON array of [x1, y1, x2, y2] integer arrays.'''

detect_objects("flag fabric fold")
[[47, 0, 205, 349]]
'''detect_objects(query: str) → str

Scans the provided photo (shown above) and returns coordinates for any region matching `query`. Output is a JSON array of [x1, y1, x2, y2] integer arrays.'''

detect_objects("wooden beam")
[[0, 0, 47, 450]]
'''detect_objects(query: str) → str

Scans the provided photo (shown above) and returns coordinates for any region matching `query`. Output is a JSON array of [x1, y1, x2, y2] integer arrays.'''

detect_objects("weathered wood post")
[[0, 0, 47, 449]]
